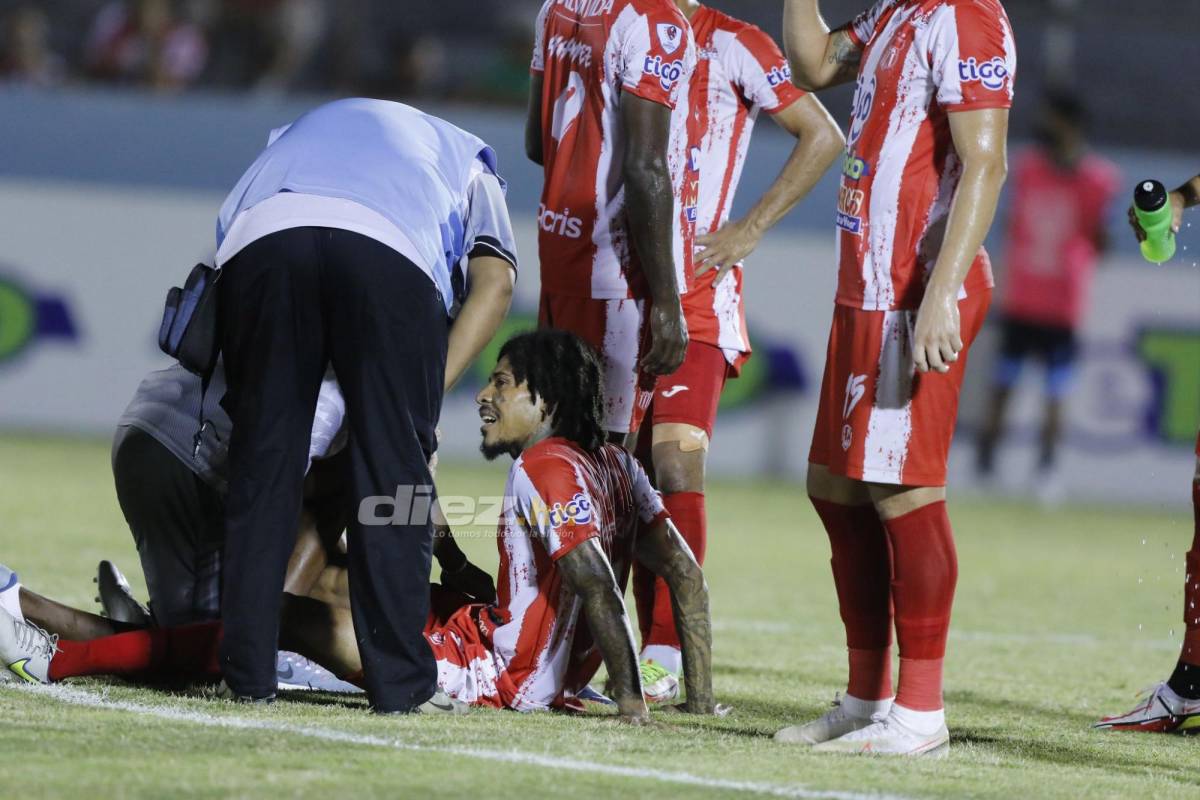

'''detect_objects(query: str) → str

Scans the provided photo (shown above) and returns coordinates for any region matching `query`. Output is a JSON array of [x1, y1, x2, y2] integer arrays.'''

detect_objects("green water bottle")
[[1133, 180, 1177, 264]]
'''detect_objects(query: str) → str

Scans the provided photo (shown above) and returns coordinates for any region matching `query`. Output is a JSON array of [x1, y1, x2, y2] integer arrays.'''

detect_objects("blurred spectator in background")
[[206, 0, 326, 92], [463, 10, 535, 106], [0, 5, 66, 87], [85, 0, 208, 90], [975, 91, 1121, 502]]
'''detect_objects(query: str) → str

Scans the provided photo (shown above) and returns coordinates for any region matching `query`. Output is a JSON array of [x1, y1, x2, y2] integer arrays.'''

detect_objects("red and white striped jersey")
[[683, 6, 806, 365], [835, 0, 1016, 311], [489, 438, 667, 711], [531, 0, 697, 300]]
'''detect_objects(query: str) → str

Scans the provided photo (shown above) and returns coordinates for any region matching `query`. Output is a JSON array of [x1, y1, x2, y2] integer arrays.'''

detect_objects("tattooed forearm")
[[558, 541, 648, 721], [826, 30, 862, 82], [636, 520, 716, 713], [665, 550, 714, 713]]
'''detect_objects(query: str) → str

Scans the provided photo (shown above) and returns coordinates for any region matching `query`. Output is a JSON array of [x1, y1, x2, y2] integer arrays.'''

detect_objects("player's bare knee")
[[651, 423, 708, 494]]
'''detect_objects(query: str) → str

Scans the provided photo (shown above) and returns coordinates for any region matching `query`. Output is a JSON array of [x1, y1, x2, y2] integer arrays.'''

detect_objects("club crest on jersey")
[[958, 56, 1010, 91], [765, 63, 792, 87], [657, 23, 683, 55], [548, 492, 593, 529], [643, 55, 685, 91]]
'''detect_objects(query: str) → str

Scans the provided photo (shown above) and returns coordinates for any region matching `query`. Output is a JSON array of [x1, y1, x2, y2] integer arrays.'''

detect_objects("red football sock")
[[643, 491, 707, 649], [49, 622, 223, 681], [883, 501, 957, 711], [341, 669, 366, 689], [811, 498, 894, 701]]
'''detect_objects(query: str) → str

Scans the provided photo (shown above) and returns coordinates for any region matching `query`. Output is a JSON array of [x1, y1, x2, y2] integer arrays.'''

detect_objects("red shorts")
[[809, 290, 991, 487], [647, 340, 730, 437], [539, 290, 655, 434]]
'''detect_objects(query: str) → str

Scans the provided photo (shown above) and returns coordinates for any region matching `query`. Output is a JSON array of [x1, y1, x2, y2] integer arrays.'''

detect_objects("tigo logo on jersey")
[[538, 204, 584, 239], [548, 492, 593, 529], [657, 23, 683, 55], [765, 63, 792, 87], [643, 55, 685, 91], [958, 56, 1010, 91]]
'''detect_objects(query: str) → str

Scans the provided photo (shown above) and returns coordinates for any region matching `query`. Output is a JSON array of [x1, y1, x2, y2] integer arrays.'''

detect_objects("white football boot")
[[1095, 682, 1200, 734], [639, 659, 680, 704], [811, 711, 949, 757], [775, 694, 890, 744], [0, 606, 57, 684]]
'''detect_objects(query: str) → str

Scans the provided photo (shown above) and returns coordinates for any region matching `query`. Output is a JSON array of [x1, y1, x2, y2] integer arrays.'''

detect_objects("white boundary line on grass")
[[13, 683, 910, 800]]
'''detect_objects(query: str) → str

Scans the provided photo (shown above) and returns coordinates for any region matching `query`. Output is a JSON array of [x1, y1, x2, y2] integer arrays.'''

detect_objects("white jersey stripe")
[[861, 310, 915, 482]]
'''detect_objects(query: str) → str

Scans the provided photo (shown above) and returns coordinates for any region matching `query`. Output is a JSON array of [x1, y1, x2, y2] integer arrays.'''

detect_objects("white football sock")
[[889, 703, 946, 736], [842, 693, 893, 720], [640, 644, 682, 676], [0, 564, 24, 623]]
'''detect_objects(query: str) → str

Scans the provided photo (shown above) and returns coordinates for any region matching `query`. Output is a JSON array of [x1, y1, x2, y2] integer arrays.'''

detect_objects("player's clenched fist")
[[913, 290, 963, 374], [641, 302, 689, 375]]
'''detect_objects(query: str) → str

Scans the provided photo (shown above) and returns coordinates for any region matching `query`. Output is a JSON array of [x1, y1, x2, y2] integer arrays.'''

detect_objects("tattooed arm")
[[557, 539, 650, 724], [634, 518, 716, 713], [783, 0, 863, 91]]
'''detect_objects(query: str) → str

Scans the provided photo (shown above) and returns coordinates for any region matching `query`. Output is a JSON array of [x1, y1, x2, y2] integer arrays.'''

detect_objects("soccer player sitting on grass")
[[0, 330, 720, 722], [1094, 172, 1200, 733]]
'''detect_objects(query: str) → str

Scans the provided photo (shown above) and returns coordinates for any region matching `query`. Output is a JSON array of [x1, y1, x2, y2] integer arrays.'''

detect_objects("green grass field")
[[1, 433, 1196, 798]]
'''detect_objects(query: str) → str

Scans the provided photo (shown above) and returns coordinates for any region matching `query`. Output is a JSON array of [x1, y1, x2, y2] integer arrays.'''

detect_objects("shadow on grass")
[[952, 728, 1200, 784], [946, 688, 1098, 727]]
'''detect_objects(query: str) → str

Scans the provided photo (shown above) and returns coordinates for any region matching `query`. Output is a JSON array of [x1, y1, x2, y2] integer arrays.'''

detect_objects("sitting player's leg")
[[1096, 445, 1200, 732], [0, 596, 222, 685]]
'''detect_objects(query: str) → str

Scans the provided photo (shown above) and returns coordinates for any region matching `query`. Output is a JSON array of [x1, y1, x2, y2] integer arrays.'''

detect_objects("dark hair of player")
[[498, 329, 605, 452]]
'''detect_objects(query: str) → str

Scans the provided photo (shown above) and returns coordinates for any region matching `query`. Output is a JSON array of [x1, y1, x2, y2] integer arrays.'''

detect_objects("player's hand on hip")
[[912, 290, 962, 374], [641, 302, 689, 376], [695, 219, 761, 286]]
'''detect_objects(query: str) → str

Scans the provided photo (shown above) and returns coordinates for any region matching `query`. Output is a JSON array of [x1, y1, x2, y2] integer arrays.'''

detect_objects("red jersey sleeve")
[[847, 0, 901, 48], [730, 26, 805, 115], [512, 455, 601, 561], [530, 0, 553, 74], [615, 1, 695, 108], [931, 1, 1017, 112]]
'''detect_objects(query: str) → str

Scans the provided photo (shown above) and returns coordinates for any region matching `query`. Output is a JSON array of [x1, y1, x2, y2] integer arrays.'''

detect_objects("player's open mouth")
[[479, 406, 498, 432]]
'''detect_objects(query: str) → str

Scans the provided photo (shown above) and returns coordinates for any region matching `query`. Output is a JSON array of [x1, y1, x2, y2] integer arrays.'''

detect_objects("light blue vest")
[[216, 98, 503, 313]]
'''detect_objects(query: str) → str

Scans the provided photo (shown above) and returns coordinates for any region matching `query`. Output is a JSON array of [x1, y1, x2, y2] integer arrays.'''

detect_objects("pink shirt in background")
[[1002, 148, 1121, 329]]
